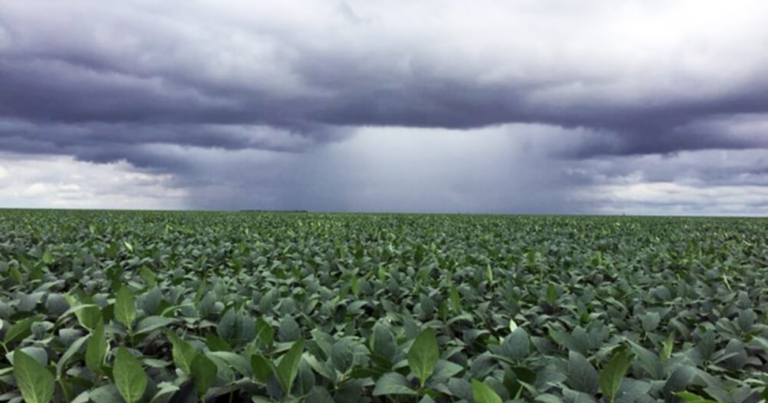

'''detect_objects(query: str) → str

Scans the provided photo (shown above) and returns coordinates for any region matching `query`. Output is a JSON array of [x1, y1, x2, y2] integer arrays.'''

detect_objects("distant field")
[[1, 210, 767, 403]]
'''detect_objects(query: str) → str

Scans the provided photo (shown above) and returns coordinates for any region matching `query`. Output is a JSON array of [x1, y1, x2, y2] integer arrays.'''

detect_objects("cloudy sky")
[[1, 0, 768, 215]]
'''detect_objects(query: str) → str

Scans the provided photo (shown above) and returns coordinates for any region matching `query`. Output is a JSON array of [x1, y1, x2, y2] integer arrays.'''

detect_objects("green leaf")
[[205, 333, 232, 352], [472, 379, 503, 403], [42, 249, 54, 265], [13, 350, 55, 403], [208, 351, 251, 377], [56, 334, 90, 377], [675, 391, 719, 403], [4, 315, 42, 344], [276, 338, 304, 395], [191, 353, 218, 396], [71, 391, 90, 403], [115, 286, 137, 329], [85, 318, 106, 374], [372, 323, 397, 361], [599, 347, 634, 403], [546, 283, 557, 303], [408, 328, 440, 387], [661, 333, 675, 360], [255, 317, 274, 349], [429, 359, 464, 383], [501, 328, 530, 361], [450, 285, 462, 311], [10, 346, 48, 366], [167, 331, 199, 374], [663, 365, 699, 401], [250, 353, 275, 384], [114, 348, 148, 403], [69, 303, 102, 331], [640, 312, 661, 333], [305, 386, 335, 403], [567, 351, 599, 395], [330, 338, 354, 373], [372, 372, 418, 396], [278, 316, 301, 343], [134, 316, 174, 335], [503, 366, 536, 398], [149, 382, 180, 403], [88, 384, 123, 403], [139, 266, 156, 287]]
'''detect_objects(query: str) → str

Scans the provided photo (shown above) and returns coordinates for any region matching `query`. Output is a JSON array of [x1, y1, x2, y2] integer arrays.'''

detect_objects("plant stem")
[[58, 379, 72, 402]]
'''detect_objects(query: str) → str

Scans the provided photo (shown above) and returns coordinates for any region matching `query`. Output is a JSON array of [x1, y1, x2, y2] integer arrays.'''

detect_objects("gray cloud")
[[1, 0, 768, 213]]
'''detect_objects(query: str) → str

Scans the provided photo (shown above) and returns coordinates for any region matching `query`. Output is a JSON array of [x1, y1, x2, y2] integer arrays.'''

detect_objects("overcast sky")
[[1, 1, 768, 215]]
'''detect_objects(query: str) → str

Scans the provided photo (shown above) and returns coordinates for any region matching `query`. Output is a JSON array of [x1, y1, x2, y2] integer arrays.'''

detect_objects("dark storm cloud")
[[2, 0, 768, 166]]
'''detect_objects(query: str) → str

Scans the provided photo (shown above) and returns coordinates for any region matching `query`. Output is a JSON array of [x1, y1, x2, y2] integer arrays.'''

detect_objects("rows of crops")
[[1, 210, 768, 403]]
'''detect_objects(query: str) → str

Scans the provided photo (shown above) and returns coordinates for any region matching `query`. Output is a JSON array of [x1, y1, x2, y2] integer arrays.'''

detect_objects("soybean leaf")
[[114, 348, 148, 403], [276, 338, 304, 395], [191, 354, 217, 396], [372, 372, 418, 396], [88, 384, 123, 403], [167, 331, 198, 374], [251, 353, 275, 384], [13, 350, 55, 403], [115, 286, 137, 329], [148, 382, 180, 403], [661, 333, 675, 360], [4, 315, 42, 344], [205, 333, 232, 352], [567, 351, 599, 395], [306, 386, 335, 403], [675, 391, 719, 403], [56, 334, 90, 378], [135, 316, 174, 335], [599, 347, 634, 403], [85, 318, 106, 374], [372, 323, 397, 361], [278, 316, 301, 343], [501, 328, 530, 361], [408, 328, 439, 387], [472, 379, 503, 403], [255, 317, 274, 349]]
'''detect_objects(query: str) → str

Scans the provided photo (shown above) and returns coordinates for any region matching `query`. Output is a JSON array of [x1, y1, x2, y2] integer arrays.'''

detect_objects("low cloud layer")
[[1, 1, 767, 214]]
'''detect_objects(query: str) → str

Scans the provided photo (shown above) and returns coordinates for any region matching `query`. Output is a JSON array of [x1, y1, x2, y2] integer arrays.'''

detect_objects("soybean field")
[[1, 210, 768, 403]]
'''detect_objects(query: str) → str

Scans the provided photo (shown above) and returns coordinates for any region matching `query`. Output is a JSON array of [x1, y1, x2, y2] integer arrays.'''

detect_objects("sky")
[[1, 1, 768, 215]]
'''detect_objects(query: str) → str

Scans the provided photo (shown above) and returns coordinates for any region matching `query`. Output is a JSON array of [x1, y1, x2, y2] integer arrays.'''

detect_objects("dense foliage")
[[1, 210, 768, 403]]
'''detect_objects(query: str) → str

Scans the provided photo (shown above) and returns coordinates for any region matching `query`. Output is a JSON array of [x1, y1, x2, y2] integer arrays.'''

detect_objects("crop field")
[[1, 210, 768, 403]]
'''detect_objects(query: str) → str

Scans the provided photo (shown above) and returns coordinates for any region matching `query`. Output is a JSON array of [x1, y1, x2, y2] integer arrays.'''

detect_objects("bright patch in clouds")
[[0, 154, 186, 209]]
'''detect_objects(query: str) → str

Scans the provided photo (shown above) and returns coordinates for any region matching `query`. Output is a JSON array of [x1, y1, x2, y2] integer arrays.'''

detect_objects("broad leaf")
[[85, 318, 106, 374], [115, 286, 137, 329], [135, 316, 174, 335], [568, 351, 599, 395], [472, 379, 503, 403], [167, 331, 198, 374], [13, 350, 54, 403], [408, 328, 439, 387], [191, 353, 218, 396], [114, 347, 148, 403], [56, 334, 90, 377], [276, 338, 304, 395], [372, 372, 417, 396], [599, 347, 634, 403], [4, 315, 42, 344], [251, 353, 275, 384]]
